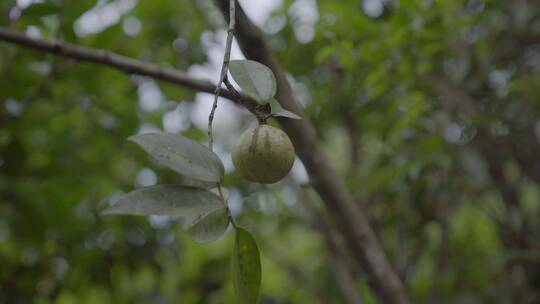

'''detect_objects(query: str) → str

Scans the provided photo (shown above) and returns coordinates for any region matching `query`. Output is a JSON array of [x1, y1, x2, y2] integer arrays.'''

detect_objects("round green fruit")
[[232, 125, 295, 184]]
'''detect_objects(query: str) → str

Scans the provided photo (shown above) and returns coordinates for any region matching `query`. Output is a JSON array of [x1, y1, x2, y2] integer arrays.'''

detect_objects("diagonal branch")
[[0, 27, 252, 110], [0, 28, 211, 94]]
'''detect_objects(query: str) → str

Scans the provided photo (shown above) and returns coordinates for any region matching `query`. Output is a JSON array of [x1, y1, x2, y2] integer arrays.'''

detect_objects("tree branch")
[[0, 27, 271, 120], [0, 27, 244, 106], [214, 1, 409, 303]]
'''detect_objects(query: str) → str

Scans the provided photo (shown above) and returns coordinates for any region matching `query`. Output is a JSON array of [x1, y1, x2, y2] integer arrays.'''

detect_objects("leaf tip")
[[127, 134, 141, 143], [276, 111, 302, 120]]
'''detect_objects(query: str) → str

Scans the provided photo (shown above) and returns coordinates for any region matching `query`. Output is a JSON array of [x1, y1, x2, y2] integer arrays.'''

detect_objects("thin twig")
[[208, 0, 236, 151], [207, 0, 237, 228], [216, 183, 238, 228], [223, 77, 268, 123]]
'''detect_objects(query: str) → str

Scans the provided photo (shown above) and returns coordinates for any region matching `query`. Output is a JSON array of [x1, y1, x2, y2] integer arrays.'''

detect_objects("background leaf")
[[187, 207, 230, 243], [22, 3, 58, 18], [229, 60, 276, 104], [103, 185, 222, 225], [129, 133, 224, 182], [232, 227, 261, 304]]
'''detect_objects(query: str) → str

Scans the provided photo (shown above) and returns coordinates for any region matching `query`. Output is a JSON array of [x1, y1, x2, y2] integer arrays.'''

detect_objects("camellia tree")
[[1, 0, 540, 303]]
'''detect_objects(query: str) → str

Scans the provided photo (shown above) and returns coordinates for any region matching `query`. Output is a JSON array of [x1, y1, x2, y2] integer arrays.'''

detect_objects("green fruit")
[[232, 125, 295, 184]]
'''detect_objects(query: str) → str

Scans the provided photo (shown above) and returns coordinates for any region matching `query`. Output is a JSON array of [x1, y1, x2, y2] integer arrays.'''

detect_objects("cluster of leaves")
[[106, 129, 263, 303], [102, 57, 300, 303], [103, 57, 294, 303]]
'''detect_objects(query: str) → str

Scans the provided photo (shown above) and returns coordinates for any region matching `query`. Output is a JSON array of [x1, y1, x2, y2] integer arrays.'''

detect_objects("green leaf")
[[232, 227, 261, 304], [269, 98, 302, 120], [187, 207, 230, 243], [129, 133, 224, 182], [229, 60, 276, 104], [103, 185, 223, 225]]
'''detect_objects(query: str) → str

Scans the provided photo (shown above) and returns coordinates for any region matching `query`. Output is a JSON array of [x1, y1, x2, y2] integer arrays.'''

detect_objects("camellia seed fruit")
[[232, 125, 295, 184]]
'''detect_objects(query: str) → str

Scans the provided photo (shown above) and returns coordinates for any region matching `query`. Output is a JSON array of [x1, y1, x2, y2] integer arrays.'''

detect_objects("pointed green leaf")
[[129, 133, 224, 182], [188, 207, 230, 243], [229, 60, 276, 104], [103, 185, 222, 225], [232, 227, 261, 304], [269, 98, 302, 120]]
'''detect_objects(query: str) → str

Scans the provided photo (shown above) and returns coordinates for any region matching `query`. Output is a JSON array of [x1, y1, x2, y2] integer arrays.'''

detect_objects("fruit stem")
[[258, 117, 267, 125], [216, 182, 239, 229]]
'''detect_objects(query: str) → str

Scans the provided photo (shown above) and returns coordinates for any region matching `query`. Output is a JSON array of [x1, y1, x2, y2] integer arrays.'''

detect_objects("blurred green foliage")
[[1, 0, 540, 303]]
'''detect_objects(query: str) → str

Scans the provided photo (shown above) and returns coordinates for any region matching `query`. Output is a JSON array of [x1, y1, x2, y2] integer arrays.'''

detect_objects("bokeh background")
[[1, 0, 540, 303]]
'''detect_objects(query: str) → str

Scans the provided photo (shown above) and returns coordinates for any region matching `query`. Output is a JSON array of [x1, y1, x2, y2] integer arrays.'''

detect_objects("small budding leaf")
[[229, 60, 276, 104], [269, 98, 302, 120], [129, 132, 224, 183], [232, 227, 261, 304], [103, 185, 222, 225], [187, 207, 230, 243]]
